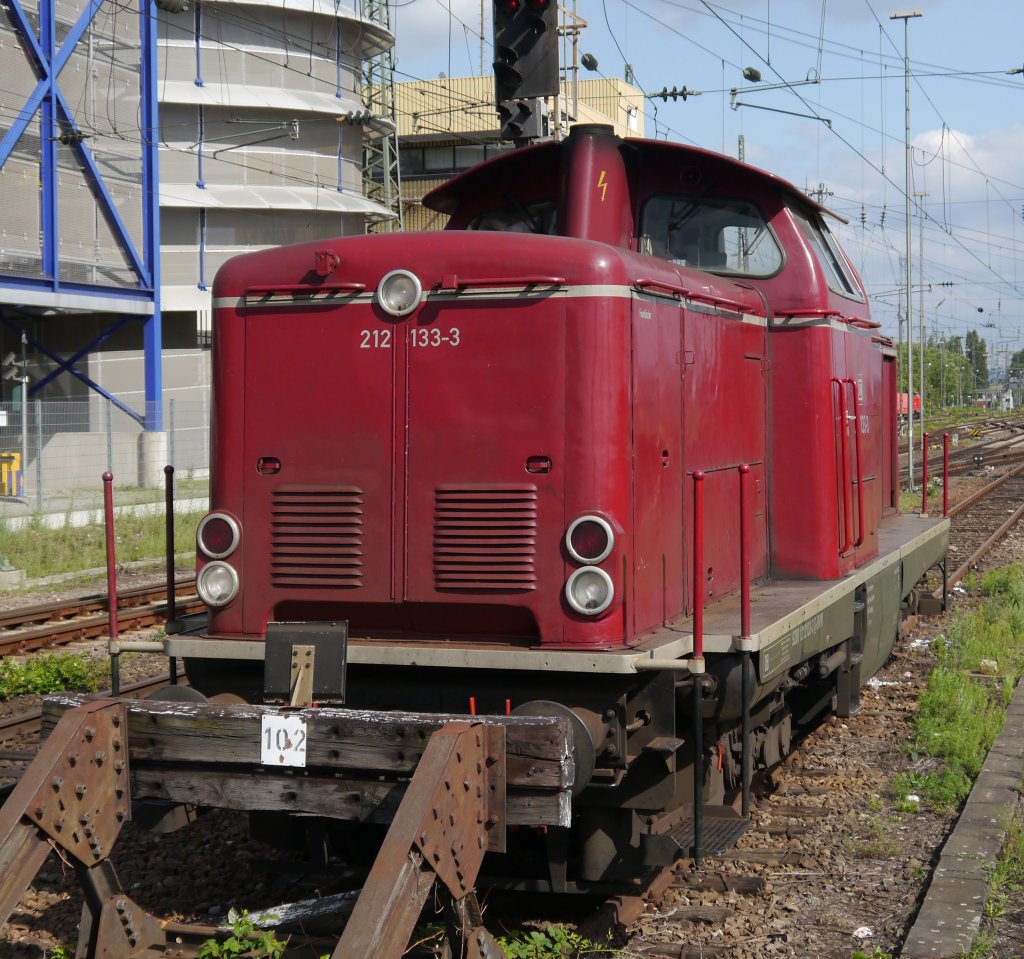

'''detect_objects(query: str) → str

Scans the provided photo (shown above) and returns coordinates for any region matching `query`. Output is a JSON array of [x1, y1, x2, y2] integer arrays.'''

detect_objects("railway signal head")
[[493, 0, 559, 104], [497, 97, 547, 142]]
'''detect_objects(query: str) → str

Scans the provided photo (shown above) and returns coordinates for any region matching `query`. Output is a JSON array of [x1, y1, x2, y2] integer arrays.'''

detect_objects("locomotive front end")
[[185, 227, 650, 703]]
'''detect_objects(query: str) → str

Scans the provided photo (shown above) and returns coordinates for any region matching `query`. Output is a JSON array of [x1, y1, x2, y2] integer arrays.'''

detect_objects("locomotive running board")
[[0, 697, 575, 959]]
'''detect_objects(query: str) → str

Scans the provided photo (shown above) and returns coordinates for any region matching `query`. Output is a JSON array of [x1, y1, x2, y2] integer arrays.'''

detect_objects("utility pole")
[[916, 191, 928, 438], [891, 9, 922, 490]]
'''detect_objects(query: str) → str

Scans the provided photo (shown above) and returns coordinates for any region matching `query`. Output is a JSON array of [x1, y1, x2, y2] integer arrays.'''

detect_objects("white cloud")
[[393, 0, 490, 78]]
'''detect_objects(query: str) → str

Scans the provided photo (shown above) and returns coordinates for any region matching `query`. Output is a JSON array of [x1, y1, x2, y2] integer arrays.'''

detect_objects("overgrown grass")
[[0, 650, 106, 699], [0, 509, 202, 580], [891, 563, 1024, 812], [845, 814, 905, 860], [983, 807, 1024, 923], [899, 481, 942, 515]]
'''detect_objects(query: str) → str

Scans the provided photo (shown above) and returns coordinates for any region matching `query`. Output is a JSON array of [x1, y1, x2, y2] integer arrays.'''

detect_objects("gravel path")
[[629, 612, 956, 958]]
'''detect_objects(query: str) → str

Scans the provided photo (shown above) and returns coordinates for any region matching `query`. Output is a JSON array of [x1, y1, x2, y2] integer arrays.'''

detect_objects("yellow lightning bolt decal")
[[597, 169, 608, 202]]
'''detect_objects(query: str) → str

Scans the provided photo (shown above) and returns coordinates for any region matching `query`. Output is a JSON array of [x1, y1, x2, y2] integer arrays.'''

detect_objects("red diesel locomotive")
[[172, 124, 948, 889]]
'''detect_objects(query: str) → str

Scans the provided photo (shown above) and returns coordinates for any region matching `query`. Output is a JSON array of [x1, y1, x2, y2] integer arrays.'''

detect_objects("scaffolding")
[[360, 0, 404, 232], [0, 0, 163, 429]]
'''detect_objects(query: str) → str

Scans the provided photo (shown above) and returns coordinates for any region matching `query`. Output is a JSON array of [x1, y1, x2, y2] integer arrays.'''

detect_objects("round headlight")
[[197, 561, 240, 607], [565, 515, 614, 564], [197, 512, 240, 559], [565, 566, 614, 616], [376, 269, 422, 317]]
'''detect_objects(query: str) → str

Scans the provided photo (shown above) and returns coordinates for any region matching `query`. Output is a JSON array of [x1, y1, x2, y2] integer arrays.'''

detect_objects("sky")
[[390, 0, 1024, 372]]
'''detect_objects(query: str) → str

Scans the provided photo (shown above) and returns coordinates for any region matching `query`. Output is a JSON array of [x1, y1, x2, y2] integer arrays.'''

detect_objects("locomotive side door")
[[240, 301, 398, 634], [832, 325, 880, 568], [401, 291, 567, 634], [681, 308, 768, 612], [631, 294, 683, 635]]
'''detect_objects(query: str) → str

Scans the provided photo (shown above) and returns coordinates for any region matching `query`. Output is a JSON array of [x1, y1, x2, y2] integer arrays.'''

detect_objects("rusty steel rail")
[[0, 673, 182, 749], [947, 461, 1024, 519], [934, 462, 1024, 596], [0, 580, 200, 657], [944, 499, 1024, 594], [902, 421, 1024, 482]]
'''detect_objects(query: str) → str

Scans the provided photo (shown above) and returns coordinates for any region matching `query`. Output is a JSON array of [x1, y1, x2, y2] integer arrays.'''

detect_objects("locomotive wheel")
[[144, 684, 207, 702], [209, 691, 248, 704]]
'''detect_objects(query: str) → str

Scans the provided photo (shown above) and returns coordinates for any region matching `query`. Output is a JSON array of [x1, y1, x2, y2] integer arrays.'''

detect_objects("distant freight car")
[[172, 124, 948, 890], [899, 391, 922, 420]]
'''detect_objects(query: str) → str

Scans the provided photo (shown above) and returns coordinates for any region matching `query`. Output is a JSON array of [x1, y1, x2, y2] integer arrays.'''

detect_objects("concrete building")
[[395, 75, 644, 232]]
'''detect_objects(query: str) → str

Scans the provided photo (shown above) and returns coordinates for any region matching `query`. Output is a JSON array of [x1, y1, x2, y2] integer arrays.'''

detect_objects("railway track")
[[0, 579, 201, 656], [0, 672, 181, 799], [941, 461, 1024, 590], [899, 418, 1024, 482], [0, 465, 1022, 957]]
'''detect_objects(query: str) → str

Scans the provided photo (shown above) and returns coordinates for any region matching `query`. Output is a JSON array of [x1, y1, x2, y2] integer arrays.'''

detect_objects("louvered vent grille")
[[271, 486, 363, 588], [434, 485, 538, 591]]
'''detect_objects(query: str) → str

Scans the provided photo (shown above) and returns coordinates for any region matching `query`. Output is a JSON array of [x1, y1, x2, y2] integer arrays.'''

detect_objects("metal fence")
[[0, 398, 210, 516]]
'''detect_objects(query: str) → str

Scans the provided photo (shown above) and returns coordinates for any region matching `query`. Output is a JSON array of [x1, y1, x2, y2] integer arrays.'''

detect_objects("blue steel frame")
[[0, 0, 163, 430]]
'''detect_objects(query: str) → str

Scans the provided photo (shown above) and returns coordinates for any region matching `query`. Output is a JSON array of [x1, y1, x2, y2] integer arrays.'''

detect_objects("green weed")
[[196, 909, 286, 959], [960, 928, 996, 959], [0, 651, 105, 699], [892, 768, 972, 813], [846, 816, 903, 860], [983, 808, 1024, 922], [497, 924, 605, 958]]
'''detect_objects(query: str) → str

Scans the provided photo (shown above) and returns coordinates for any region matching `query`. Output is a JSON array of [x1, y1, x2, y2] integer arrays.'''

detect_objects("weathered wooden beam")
[[44, 696, 572, 782], [673, 872, 765, 894], [132, 767, 567, 826], [44, 695, 574, 827]]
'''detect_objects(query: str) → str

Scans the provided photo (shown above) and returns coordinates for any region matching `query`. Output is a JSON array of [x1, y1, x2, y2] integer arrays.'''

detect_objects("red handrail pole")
[[921, 432, 929, 514], [832, 378, 852, 551], [692, 469, 706, 865], [693, 471, 705, 660], [103, 472, 120, 696], [846, 380, 865, 547], [943, 433, 950, 516], [738, 464, 751, 639]]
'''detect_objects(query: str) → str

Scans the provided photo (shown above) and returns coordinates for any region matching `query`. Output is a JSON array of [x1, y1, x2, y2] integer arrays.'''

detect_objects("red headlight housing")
[[565, 515, 614, 565], [197, 512, 240, 559]]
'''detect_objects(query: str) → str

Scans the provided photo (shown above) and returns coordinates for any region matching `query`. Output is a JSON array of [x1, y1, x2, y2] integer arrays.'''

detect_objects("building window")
[[454, 144, 486, 168], [424, 146, 454, 172]]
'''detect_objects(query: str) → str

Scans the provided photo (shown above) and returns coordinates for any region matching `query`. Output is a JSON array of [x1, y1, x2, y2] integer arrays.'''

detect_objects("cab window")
[[640, 195, 783, 277], [790, 206, 864, 300], [468, 199, 557, 234]]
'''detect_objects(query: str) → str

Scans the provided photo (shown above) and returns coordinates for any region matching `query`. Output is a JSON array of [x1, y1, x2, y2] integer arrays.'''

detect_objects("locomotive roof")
[[423, 134, 844, 224]]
